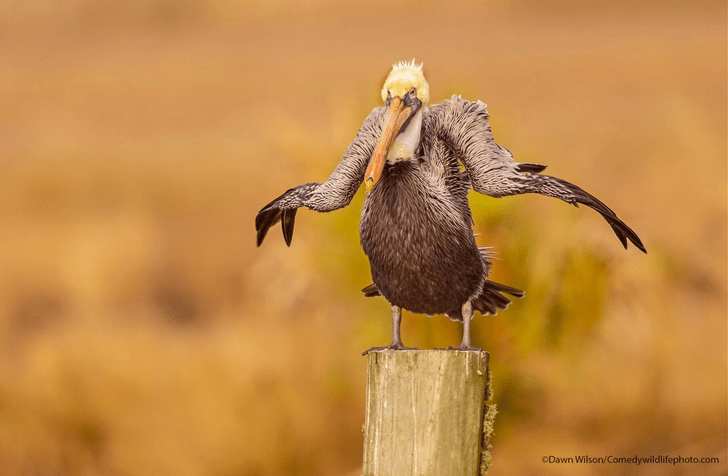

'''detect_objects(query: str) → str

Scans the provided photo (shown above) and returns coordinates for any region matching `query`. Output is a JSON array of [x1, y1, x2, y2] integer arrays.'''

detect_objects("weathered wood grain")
[[362, 350, 494, 476]]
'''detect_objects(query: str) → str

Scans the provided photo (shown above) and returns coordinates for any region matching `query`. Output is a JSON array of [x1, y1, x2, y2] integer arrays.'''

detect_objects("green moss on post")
[[362, 350, 494, 476]]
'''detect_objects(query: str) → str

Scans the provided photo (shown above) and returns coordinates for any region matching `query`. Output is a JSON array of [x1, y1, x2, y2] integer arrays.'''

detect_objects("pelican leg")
[[362, 305, 419, 355], [449, 301, 482, 352]]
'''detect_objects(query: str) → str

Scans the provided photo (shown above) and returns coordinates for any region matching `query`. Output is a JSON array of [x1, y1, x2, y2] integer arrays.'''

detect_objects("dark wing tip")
[[612, 223, 629, 249], [281, 208, 297, 247], [255, 208, 282, 247], [604, 214, 647, 253], [550, 176, 647, 254], [621, 225, 647, 253], [620, 222, 647, 253]]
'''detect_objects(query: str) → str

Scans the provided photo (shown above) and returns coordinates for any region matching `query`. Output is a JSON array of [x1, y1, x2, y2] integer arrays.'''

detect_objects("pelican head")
[[365, 60, 430, 190], [380, 59, 430, 106]]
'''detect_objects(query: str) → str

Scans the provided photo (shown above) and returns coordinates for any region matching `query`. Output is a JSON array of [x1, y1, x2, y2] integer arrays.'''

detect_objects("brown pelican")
[[256, 60, 645, 353]]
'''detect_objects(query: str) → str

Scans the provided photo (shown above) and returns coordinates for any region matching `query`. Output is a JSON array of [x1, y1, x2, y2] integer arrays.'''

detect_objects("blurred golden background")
[[0, 0, 725, 475]]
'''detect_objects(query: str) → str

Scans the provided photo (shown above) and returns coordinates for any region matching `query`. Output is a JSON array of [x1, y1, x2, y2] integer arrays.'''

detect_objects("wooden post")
[[362, 350, 495, 476]]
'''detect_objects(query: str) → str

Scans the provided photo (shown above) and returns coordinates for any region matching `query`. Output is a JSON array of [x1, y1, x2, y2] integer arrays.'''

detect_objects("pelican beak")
[[365, 96, 412, 191]]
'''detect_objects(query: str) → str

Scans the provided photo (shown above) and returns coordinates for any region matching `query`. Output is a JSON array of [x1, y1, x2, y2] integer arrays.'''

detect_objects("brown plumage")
[[255, 61, 645, 353]]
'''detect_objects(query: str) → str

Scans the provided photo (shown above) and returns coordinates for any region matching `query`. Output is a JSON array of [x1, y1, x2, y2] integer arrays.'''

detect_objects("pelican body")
[[256, 60, 645, 353]]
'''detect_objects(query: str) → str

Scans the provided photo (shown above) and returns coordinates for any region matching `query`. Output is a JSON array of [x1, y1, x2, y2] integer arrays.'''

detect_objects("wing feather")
[[427, 96, 646, 253], [255, 107, 384, 246]]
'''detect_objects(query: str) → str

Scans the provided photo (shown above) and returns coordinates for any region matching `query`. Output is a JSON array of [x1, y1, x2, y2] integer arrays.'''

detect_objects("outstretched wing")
[[428, 96, 646, 253], [255, 107, 384, 246]]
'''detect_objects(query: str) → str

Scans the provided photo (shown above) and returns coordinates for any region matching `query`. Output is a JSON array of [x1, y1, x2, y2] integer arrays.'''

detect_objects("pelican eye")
[[409, 88, 417, 96]]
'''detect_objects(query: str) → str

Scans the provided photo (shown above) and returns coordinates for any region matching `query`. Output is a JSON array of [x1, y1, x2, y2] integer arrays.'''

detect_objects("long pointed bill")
[[364, 96, 412, 191]]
